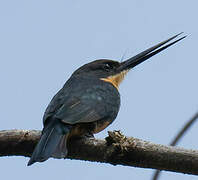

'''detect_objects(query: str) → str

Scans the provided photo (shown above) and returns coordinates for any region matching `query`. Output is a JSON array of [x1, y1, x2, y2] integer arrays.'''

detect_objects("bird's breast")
[[92, 118, 112, 134], [68, 117, 113, 137]]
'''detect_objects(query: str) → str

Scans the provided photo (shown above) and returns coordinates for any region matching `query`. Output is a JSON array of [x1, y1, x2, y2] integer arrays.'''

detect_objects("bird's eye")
[[103, 63, 112, 71]]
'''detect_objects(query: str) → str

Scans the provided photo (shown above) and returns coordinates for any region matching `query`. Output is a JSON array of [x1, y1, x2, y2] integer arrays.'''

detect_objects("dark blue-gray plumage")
[[28, 33, 186, 166]]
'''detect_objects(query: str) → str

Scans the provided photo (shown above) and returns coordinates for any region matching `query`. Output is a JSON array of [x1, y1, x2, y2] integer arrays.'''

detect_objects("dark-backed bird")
[[28, 33, 186, 166]]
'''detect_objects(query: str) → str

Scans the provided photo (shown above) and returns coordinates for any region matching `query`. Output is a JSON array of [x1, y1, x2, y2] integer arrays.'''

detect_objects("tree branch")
[[152, 112, 198, 180], [0, 129, 198, 175]]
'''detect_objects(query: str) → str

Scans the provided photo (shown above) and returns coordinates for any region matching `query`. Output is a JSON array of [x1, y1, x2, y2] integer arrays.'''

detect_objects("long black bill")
[[118, 32, 186, 72]]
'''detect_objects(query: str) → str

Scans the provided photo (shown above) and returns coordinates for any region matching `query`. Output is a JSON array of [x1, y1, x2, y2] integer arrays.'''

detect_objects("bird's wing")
[[43, 88, 65, 124], [43, 85, 113, 125], [54, 93, 107, 124], [43, 76, 120, 125]]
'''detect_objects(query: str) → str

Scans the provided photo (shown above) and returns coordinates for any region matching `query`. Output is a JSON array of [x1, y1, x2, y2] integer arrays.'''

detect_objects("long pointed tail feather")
[[28, 121, 70, 166], [52, 134, 69, 159]]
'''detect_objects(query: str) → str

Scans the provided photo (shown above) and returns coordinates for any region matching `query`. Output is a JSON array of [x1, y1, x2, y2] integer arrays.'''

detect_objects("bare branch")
[[152, 112, 198, 180], [0, 129, 198, 175]]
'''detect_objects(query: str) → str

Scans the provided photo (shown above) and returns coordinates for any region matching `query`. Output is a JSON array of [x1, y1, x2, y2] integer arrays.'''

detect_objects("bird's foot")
[[72, 132, 95, 141], [83, 132, 95, 139]]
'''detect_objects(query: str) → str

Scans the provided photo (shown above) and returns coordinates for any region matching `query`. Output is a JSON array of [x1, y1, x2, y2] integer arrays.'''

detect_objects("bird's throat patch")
[[100, 70, 128, 89]]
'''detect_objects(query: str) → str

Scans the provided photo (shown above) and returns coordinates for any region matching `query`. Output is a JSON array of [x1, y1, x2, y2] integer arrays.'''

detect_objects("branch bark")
[[0, 129, 198, 176], [152, 111, 198, 180]]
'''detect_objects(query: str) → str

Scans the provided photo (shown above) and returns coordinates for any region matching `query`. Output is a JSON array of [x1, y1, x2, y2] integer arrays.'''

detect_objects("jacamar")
[[28, 33, 186, 166]]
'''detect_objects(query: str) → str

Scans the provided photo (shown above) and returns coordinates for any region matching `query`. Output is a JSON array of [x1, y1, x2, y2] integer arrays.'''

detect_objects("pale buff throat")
[[100, 70, 129, 89]]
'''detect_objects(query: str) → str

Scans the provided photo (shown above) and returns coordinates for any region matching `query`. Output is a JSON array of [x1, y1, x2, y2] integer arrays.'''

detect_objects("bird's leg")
[[71, 132, 95, 140]]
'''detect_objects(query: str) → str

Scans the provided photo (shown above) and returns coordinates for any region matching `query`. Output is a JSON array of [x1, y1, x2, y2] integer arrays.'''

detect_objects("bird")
[[28, 33, 186, 166]]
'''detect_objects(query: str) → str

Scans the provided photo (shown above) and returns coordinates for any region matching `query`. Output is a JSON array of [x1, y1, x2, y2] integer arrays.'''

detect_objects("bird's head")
[[72, 33, 186, 89]]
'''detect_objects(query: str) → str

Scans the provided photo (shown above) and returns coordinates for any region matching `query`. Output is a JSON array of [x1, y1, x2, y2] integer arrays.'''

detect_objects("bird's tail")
[[27, 120, 70, 166]]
